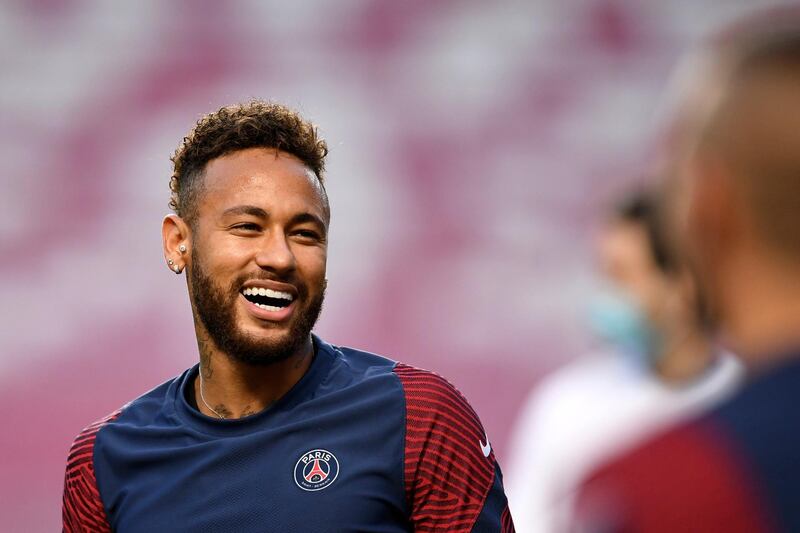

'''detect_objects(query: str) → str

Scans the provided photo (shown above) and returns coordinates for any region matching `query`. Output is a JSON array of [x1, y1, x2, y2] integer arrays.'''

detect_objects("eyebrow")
[[221, 205, 327, 231], [221, 205, 268, 219]]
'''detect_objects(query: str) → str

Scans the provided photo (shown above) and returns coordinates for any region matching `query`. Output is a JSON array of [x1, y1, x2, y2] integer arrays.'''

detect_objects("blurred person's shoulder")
[[506, 350, 657, 473], [575, 416, 774, 533], [575, 356, 800, 533], [518, 350, 647, 419]]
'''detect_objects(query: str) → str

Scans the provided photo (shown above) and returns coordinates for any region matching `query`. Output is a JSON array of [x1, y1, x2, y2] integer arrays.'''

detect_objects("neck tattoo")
[[198, 373, 226, 419]]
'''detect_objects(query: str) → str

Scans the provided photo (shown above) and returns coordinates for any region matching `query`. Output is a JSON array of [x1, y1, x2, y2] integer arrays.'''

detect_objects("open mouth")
[[241, 287, 295, 312]]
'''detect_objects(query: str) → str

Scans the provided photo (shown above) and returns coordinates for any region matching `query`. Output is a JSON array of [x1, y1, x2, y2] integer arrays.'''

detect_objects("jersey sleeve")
[[63, 411, 120, 533], [394, 363, 515, 532], [573, 421, 774, 533]]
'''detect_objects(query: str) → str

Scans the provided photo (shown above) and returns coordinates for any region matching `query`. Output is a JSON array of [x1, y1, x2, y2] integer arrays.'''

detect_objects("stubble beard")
[[188, 250, 325, 366]]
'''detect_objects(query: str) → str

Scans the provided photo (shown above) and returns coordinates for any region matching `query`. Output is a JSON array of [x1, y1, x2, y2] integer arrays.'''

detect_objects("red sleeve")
[[574, 421, 775, 533], [394, 363, 514, 533], [63, 410, 120, 533]]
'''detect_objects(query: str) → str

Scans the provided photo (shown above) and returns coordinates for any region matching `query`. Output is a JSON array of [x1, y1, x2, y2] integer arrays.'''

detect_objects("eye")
[[231, 223, 261, 233], [293, 229, 323, 242]]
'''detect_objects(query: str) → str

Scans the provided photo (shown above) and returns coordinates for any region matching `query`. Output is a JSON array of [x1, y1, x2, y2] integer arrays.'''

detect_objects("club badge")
[[294, 449, 339, 491]]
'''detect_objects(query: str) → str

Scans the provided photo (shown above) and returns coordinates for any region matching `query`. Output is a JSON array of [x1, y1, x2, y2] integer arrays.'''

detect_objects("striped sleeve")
[[394, 363, 515, 532], [63, 410, 121, 533]]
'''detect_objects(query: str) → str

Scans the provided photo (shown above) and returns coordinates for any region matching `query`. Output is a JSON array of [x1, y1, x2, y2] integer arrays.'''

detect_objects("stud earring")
[[179, 244, 187, 253], [168, 259, 174, 266]]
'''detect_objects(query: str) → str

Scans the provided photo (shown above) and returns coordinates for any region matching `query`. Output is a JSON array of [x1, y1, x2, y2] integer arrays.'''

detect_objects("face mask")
[[587, 285, 663, 366]]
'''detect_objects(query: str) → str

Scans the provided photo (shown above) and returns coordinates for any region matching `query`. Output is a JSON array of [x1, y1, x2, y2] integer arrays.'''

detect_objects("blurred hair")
[[613, 191, 675, 276], [703, 14, 800, 261], [170, 100, 329, 224]]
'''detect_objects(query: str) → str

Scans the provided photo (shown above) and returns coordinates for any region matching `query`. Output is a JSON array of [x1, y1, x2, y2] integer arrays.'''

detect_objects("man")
[[505, 192, 741, 533], [62, 101, 514, 532], [575, 11, 800, 533]]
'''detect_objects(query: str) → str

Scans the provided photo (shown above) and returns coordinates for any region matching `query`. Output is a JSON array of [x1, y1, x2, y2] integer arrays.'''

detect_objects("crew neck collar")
[[172, 334, 337, 436]]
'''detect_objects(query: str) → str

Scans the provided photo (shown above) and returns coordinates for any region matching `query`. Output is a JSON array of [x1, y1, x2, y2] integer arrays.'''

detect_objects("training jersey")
[[575, 349, 800, 533], [63, 336, 515, 532]]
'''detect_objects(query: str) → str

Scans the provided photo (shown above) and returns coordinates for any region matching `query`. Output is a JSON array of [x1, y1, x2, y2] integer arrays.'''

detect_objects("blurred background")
[[0, 0, 777, 530]]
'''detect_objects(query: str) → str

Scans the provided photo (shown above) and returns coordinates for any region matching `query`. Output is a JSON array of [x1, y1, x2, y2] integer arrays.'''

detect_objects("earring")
[[173, 265, 182, 274], [168, 259, 174, 266], [179, 244, 187, 253]]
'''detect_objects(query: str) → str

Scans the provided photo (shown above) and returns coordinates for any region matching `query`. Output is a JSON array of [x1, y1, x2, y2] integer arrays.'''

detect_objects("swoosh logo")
[[479, 431, 491, 458]]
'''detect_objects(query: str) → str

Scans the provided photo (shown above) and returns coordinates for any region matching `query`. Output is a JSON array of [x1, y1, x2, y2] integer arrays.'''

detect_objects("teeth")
[[242, 287, 294, 301], [255, 303, 282, 312]]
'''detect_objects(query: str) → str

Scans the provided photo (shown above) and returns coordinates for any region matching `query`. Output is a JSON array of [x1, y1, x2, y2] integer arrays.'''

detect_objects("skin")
[[666, 53, 800, 368], [161, 147, 329, 418], [597, 219, 713, 383]]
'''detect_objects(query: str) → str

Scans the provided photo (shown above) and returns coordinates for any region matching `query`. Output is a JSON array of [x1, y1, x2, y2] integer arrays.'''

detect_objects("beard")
[[188, 250, 325, 366]]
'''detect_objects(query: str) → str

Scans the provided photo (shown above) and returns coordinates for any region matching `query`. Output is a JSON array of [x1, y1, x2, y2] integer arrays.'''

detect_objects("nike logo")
[[479, 431, 491, 458]]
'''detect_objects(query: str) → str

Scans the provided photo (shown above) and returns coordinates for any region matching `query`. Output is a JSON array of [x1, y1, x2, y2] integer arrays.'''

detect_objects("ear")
[[668, 268, 699, 323], [687, 154, 739, 258], [162, 214, 192, 274]]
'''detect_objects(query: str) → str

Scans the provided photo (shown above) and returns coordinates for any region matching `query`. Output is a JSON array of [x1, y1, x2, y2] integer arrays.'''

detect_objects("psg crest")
[[294, 449, 340, 491]]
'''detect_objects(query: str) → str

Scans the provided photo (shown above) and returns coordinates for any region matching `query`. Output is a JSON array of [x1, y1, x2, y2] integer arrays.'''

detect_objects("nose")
[[254, 230, 296, 274]]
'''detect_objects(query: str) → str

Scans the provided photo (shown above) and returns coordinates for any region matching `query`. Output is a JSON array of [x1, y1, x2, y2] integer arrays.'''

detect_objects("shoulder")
[[327, 341, 397, 374], [393, 364, 485, 432], [534, 352, 630, 406], [65, 404, 129, 479], [66, 409, 124, 471], [63, 409, 124, 532], [512, 353, 630, 436], [66, 407, 122, 468], [318, 337, 397, 380], [576, 418, 773, 532], [392, 364, 507, 531], [66, 369, 189, 458], [392, 362, 493, 465]]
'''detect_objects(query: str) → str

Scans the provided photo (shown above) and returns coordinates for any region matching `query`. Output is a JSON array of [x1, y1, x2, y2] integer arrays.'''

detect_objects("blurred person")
[[575, 9, 800, 533], [505, 191, 742, 533], [62, 101, 514, 532]]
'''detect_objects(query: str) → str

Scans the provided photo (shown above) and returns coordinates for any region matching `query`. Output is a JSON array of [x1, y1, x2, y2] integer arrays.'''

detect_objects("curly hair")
[[170, 100, 329, 223]]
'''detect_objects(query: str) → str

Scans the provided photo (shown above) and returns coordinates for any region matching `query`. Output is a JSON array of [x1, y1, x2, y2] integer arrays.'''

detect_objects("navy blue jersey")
[[576, 351, 800, 533], [63, 336, 514, 532]]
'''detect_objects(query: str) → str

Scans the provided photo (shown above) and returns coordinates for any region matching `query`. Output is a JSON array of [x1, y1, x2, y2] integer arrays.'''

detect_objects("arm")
[[394, 364, 515, 532], [63, 412, 119, 532]]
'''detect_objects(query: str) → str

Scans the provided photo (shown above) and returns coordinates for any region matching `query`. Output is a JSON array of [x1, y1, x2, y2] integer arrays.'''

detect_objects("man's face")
[[658, 56, 738, 333], [598, 220, 669, 325], [187, 147, 328, 365]]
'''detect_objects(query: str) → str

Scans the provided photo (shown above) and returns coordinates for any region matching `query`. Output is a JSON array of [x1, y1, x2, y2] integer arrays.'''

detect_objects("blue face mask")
[[587, 286, 663, 366]]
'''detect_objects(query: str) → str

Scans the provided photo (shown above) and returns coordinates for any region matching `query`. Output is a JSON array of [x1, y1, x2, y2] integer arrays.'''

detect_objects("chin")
[[239, 319, 294, 342], [224, 324, 305, 366], [228, 339, 298, 366]]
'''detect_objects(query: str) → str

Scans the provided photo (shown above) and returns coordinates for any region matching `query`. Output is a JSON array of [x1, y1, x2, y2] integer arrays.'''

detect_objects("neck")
[[653, 327, 715, 384], [720, 254, 800, 369], [193, 331, 315, 419]]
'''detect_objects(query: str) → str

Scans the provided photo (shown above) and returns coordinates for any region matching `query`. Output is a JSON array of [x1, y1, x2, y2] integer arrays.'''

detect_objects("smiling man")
[[62, 101, 514, 532]]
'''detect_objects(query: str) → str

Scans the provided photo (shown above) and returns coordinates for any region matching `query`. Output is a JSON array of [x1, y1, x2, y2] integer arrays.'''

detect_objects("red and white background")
[[0, 1, 769, 530]]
